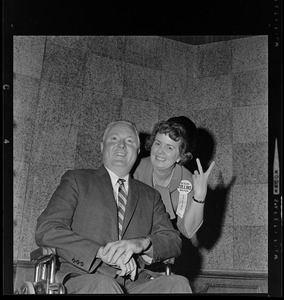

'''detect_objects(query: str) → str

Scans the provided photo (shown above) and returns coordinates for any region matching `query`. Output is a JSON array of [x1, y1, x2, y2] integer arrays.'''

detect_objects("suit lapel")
[[97, 166, 119, 240]]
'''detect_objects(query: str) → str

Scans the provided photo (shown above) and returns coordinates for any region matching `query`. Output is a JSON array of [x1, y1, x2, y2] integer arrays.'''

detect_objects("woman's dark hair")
[[145, 116, 197, 165]]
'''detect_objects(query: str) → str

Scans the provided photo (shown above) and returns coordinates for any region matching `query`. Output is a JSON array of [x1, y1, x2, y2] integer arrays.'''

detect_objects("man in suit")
[[35, 120, 192, 294]]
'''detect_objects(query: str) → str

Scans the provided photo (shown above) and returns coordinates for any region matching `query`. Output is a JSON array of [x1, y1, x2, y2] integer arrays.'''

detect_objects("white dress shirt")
[[104, 166, 129, 205]]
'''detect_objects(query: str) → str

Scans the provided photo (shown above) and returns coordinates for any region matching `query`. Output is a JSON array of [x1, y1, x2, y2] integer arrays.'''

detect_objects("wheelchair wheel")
[[34, 281, 46, 294], [17, 281, 35, 294], [58, 283, 66, 294], [48, 283, 66, 294]]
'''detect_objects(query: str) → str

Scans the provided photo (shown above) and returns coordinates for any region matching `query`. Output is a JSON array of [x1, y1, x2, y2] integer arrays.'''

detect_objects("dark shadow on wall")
[[174, 128, 236, 280], [131, 131, 150, 175], [188, 128, 236, 250], [196, 174, 236, 250], [172, 235, 203, 281], [184, 127, 215, 174]]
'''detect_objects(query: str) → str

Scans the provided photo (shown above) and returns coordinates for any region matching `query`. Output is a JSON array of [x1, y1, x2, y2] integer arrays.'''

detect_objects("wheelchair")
[[15, 247, 65, 294], [15, 247, 173, 294]]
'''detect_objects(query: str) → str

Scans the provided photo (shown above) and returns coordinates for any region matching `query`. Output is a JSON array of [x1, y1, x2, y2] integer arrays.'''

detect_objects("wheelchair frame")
[[15, 249, 65, 294], [15, 248, 173, 294]]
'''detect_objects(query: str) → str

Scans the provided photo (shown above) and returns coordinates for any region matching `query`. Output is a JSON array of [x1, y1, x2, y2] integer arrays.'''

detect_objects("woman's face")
[[150, 133, 181, 171]]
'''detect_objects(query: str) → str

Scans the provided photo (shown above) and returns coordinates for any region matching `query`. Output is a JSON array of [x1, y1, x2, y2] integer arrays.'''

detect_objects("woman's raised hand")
[[192, 158, 215, 201]]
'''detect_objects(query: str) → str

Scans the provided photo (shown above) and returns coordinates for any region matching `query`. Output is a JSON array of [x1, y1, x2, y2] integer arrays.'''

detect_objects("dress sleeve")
[[174, 168, 203, 239], [176, 194, 203, 239]]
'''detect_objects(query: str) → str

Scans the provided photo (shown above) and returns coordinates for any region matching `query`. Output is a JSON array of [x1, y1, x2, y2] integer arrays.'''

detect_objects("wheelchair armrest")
[[30, 247, 56, 261], [163, 257, 175, 265], [163, 257, 175, 275]]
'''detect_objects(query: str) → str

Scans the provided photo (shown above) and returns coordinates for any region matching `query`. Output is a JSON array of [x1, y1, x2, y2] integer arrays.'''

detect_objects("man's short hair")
[[102, 120, 140, 148]]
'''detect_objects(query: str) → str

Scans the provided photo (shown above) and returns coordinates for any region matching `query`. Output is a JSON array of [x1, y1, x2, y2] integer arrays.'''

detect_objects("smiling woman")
[[133, 116, 215, 240], [151, 133, 182, 175]]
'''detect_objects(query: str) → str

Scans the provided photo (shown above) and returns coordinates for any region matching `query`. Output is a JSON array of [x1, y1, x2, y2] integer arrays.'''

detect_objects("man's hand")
[[102, 237, 151, 266], [116, 256, 137, 281], [97, 246, 137, 280]]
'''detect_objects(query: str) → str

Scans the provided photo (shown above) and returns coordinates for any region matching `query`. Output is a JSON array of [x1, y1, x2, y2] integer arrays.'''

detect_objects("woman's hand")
[[192, 158, 215, 201]]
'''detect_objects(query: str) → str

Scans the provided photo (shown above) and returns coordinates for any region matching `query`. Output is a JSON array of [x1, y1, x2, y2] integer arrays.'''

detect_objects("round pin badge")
[[177, 180, 192, 193]]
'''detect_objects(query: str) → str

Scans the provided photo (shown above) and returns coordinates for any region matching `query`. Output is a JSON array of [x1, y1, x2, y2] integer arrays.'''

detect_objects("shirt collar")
[[104, 166, 129, 191]]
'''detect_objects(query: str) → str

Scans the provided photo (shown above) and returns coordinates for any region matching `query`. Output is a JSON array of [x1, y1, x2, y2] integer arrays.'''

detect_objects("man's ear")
[[100, 142, 104, 152]]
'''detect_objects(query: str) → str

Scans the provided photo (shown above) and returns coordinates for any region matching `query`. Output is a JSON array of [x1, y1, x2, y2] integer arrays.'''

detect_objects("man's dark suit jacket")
[[35, 165, 182, 279]]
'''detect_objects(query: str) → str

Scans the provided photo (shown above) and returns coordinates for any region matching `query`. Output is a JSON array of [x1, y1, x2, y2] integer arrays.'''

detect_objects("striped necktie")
[[117, 178, 127, 240]]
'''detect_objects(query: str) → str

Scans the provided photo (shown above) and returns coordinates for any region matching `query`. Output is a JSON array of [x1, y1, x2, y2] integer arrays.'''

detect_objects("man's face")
[[101, 122, 140, 177]]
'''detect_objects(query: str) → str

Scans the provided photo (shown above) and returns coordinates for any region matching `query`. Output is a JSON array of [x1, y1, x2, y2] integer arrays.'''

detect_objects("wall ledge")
[[191, 269, 268, 294], [198, 269, 268, 279]]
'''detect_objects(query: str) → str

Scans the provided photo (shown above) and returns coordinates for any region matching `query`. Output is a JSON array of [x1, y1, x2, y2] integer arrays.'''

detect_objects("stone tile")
[[31, 121, 78, 167], [180, 77, 199, 110], [195, 41, 232, 78], [17, 162, 69, 259], [233, 105, 268, 144], [161, 38, 194, 77], [233, 226, 268, 271], [86, 36, 126, 61], [13, 74, 40, 122], [47, 35, 89, 52], [186, 47, 197, 78], [200, 226, 234, 270], [13, 36, 46, 78], [17, 204, 41, 259], [193, 74, 232, 110], [160, 71, 188, 107], [123, 63, 161, 103], [207, 144, 233, 189], [75, 126, 103, 170], [81, 89, 122, 132], [29, 163, 67, 213], [13, 75, 40, 162], [222, 187, 234, 227], [124, 36, 163, 70], [42, 41, 86, 88], [13, 75, 39, 162], [233, 184, 268, 226], [233, 142, 268, 185], [25, 162, 68, 212], [232, 69, 268, 107], [120, 98, 159, 133], [231, 36, 268, 73], [14, 122, 35, 163], [194, 107, 233, 145], [84, 54, 124, 96], [36, 81, 83, 127], [13, 161, 30, 260], [158, 105, 196, 123], [13, 161, 29, 213]]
